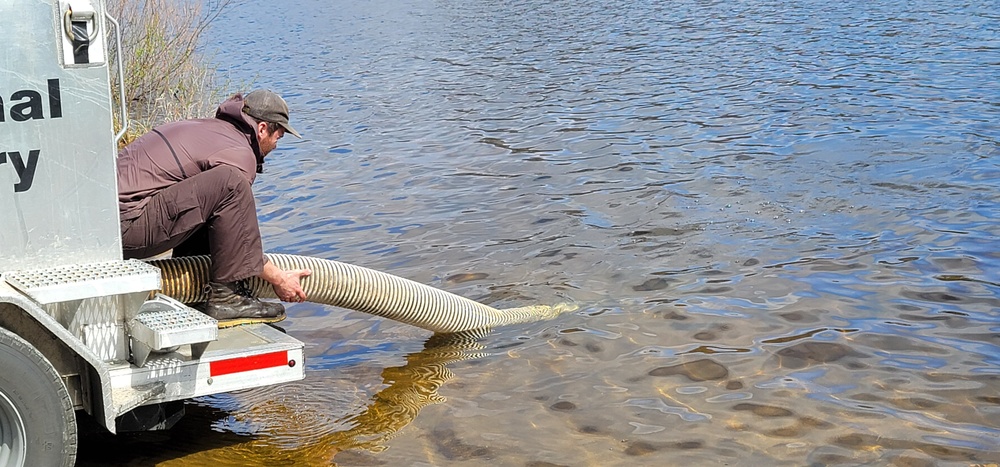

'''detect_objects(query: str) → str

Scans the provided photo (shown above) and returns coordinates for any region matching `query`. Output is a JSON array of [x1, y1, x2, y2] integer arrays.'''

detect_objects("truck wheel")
[[0, 327, 76, 467]]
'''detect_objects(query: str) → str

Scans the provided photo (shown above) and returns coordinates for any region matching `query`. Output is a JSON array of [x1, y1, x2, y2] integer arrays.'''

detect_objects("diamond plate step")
[[4, 259, 160, 304], [129, 295, 218, 367], [112, 381, 167, 416]]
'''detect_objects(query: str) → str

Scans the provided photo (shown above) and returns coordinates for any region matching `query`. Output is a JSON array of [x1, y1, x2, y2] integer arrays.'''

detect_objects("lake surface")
[[79, 0, 999, 465]]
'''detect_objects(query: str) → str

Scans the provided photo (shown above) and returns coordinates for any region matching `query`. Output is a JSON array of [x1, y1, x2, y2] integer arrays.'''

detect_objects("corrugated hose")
[[148, 253, 576, 333]]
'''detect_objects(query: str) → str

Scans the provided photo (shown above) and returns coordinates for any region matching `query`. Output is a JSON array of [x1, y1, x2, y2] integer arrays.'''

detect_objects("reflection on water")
[[80, 0, 999, 465]]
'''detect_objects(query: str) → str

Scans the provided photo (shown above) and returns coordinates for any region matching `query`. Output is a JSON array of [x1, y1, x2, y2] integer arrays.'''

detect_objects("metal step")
[[112, 381, 167, 416], [128, 295, 218, 367], [3, 259, 160, 304]]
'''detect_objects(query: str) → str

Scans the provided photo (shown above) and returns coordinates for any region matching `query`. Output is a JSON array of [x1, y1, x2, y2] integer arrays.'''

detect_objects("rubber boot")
[[204, 281, 285, 328]]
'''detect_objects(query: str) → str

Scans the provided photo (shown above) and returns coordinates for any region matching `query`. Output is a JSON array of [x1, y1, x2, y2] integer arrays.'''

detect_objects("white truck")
[[1, 2, 305, 465]]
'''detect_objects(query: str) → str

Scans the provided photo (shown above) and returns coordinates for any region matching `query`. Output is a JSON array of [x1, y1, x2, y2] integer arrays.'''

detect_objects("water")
[[79, 0, 1000, 465]]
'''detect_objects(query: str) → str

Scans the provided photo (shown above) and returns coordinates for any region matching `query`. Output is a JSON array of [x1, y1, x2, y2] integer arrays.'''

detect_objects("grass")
[[107, 0, 238, 145]]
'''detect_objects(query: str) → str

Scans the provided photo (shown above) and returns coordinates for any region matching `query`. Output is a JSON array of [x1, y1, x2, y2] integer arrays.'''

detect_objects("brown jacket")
[[117, 94, 265, 221]]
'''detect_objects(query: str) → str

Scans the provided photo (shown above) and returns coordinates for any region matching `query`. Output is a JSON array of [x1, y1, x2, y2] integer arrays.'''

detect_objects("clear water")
[[79, 0, 1000, 465]]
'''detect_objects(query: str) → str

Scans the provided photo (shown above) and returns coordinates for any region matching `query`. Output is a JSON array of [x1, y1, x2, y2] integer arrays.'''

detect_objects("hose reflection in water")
[[322, 330, 488, 453], [193, 330, 492, 465]]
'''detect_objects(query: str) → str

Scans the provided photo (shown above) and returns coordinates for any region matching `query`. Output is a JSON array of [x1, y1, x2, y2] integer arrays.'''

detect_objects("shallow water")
[[79, 0, 1000, 465]]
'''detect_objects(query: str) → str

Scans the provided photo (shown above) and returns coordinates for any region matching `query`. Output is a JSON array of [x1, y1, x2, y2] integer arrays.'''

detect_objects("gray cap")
[[242, 90, 302, 138]]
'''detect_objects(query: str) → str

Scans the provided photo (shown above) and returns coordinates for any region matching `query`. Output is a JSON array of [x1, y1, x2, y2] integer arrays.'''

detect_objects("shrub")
[[107, 0, 235, 144]]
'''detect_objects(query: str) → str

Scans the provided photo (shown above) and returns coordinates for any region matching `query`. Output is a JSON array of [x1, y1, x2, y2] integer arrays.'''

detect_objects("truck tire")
[[0, 327, 76, 467]]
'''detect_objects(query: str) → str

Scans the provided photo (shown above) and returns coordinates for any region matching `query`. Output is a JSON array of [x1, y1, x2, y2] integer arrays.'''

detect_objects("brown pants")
[[121, 165, 264, 283]]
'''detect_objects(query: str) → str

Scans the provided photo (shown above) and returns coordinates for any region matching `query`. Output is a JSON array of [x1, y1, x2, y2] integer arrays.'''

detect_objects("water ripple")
[[79, 0, 1000, 465]]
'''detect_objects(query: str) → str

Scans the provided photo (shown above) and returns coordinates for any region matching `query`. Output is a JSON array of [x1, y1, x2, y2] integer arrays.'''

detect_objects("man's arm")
[[260, 259, 311, 302]]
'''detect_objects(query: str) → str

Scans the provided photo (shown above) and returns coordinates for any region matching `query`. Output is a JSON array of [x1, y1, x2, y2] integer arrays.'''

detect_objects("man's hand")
[[261, 260, 312, 302]]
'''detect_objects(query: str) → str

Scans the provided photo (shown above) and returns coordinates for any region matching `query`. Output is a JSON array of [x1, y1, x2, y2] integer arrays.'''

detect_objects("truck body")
[[0, 2, 305, 465]]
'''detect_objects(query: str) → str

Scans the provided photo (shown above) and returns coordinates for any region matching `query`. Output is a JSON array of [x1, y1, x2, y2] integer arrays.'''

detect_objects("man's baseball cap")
[[243, 90, 302, 138]]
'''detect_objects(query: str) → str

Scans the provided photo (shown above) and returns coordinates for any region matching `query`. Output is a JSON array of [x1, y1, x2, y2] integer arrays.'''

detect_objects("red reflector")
[[210, 351, 289, 377]]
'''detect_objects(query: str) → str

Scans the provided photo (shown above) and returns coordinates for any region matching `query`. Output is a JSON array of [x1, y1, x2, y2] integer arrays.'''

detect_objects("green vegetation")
[[107, 0, 236, 145]]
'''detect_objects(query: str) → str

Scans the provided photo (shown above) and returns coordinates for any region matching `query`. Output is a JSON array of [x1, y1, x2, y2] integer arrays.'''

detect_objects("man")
[[117, 90, 311, 327]]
